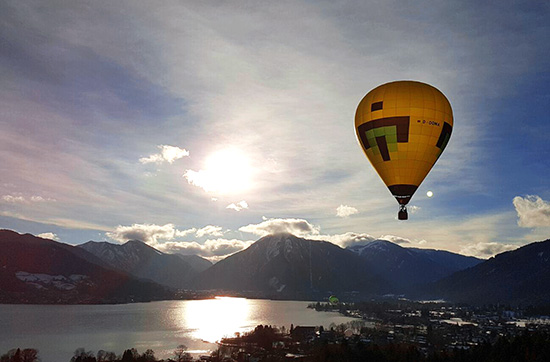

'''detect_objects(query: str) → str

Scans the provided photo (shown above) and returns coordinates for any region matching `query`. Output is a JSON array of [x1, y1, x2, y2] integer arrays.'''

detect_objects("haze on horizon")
[[1, 0, 549, 262]]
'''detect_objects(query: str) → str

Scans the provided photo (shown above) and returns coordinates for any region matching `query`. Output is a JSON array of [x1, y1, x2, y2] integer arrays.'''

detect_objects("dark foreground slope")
[[194, 233, 384, 297], [425, 239, 550, 305], [0, 230, 171, 303]]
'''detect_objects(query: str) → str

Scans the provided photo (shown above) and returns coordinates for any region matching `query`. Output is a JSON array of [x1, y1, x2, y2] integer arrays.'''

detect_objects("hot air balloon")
[[355, 81, 453, 220], [329, 295, 339, 305]]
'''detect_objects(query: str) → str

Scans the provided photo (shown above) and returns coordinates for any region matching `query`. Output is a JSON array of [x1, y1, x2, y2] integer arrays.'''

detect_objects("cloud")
[[513, 195, 550, 227], [195, 225, 224, 238], [309, 232, 377, 248], [309, 232, 414, 248], [183, 169, 217, 193], [1, 195, 55, 203], [408, 206, 421, 214], [459, 242, 519, 258], [239, 217, 320, 237], [107, 223, 176, 244], [336, 205, 358, 218], [238, 217, 416, 249], [104, 222, 249, 261], [175, 228, 197, 237], [139, 145, 189, 164], [1, 195, 25, 203], [157, 238, 255, 262], [379, 235, 412, 245], [37, 232, 59, 241], [227, 200, 248, 211], [106, 223, 226, 244]]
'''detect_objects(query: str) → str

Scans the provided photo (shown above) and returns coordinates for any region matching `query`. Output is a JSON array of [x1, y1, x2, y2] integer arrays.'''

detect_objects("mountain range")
[[78, 239, 211, 289], [424, 239, 550, 305], [0, 229, 171, 304], [1, 228, 549, 305], [194, 233, 385, 297], [347, 239, 482, 291]]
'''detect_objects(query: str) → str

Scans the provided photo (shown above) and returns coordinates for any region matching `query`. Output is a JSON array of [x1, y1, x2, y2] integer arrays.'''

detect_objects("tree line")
[[4, 331, 550, 361], [0, 345, 192, 362]]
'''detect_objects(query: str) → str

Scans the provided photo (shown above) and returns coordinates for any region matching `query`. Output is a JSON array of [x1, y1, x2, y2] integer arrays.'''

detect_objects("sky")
[[1, 0, 549, 262]]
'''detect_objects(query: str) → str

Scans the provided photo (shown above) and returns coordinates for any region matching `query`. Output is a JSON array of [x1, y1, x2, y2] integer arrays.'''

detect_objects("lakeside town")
[[212, 299, 550, 361]]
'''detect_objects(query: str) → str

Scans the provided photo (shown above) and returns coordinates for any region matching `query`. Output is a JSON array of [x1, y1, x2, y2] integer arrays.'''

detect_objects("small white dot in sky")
[[427, 191, 434, 198]]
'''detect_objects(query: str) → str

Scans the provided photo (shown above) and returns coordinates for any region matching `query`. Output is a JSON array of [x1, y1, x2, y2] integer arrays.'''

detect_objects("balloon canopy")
[[355, 81, 453, 220]]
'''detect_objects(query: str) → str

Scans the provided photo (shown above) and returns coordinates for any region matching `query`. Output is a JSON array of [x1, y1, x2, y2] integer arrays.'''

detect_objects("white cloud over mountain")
[[308, 232, 377, 248], [513, 195, 550, 228], [239, 218, 320, 237], [107, 223, 177, 244], [379, 235, 412, 245], [105, 223, 245, 261], [195, 225, 224, 238], [460, 242, 518, 258], [37, 232, 59, 241], [159, 238, 255, 262]]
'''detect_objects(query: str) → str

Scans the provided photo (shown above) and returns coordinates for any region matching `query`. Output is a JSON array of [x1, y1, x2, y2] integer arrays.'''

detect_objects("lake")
[[0, 297, 357, 362]]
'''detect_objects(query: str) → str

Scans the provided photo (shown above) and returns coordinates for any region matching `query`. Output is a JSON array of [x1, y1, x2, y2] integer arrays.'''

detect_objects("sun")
[[206, 148, 253, 193], [184, 148, 254, 195]]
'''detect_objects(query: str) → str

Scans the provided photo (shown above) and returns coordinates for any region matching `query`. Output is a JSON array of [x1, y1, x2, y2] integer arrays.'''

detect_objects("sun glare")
[[184, 297, 251, 342], [185, 148, 254, 194]]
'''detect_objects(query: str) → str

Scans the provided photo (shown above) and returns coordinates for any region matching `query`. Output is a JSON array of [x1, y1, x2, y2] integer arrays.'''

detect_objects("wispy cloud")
[[1, 195, 25, 203], [139, 145, 189, 164], [1, 195, 56, 203]]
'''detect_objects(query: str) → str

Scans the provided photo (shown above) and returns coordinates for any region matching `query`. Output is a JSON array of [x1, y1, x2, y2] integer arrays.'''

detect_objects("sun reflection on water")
[[182, 297, 252, 343]]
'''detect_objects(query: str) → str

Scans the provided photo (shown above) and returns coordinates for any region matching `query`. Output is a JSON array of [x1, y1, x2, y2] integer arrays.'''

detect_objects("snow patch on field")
[[15, 271, 89, 290]]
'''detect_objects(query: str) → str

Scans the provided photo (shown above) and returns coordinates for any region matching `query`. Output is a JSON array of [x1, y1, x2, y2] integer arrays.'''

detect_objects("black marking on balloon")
[[357, 116, 410, 162], [371, 101, 383, 111], [436, 122, 452, 151], [376, 136, 390, 161]]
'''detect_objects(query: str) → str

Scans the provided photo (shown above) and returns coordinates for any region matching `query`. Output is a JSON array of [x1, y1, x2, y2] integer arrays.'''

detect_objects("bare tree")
[[173, 345, 191, 362], [71, 348, 95, 362], [96, 350, 106, 362], [20, 349, 39, 362], [141, 349, 156, 362]]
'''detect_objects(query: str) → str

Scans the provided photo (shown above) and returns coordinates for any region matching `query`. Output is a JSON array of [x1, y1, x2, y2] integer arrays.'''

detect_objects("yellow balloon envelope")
[[355, 81, 453, 220]]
